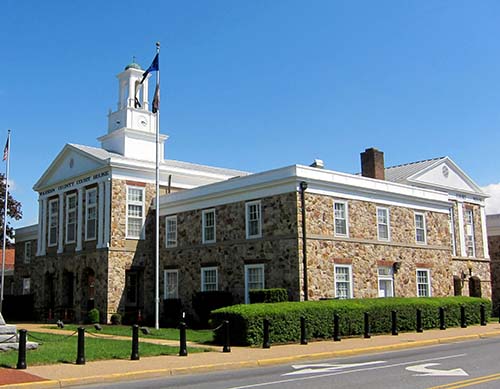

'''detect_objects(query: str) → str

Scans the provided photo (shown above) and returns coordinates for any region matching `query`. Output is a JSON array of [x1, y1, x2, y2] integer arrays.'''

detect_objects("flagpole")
[[0, 129, 11, 314], [154, 42, 161, 330]]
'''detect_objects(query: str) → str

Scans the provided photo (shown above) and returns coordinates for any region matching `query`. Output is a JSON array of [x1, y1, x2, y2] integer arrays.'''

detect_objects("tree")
[[0, 173, 22, 245]]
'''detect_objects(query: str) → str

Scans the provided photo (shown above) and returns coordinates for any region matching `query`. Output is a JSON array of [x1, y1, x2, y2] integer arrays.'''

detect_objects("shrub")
[[162, 299, 183, 327], [212, 297, 491, 346], [250, 288, 288, 304], [87, 308, 100, 324], [193, 291, 233, 327], [110, 313, 122, 325]]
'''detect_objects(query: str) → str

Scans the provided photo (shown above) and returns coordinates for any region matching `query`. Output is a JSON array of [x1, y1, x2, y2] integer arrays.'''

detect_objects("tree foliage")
[[0, 173, 22, 244]]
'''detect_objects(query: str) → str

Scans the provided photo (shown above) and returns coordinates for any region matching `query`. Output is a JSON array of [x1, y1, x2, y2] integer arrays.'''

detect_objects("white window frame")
[[244, 264, 265, 304], [164, 269, 179, 299], [465, 208, 475, 257], [245, 200, 262, 239], [22, 277, 30, 295], [202, 209, 216, 244], [376, 207, 390, 242], [377, 266, 394, 297], [334, 264, 353, 299], [85, 188, 97, 241], [126, 186, 145, 239], [416, 268, 431, 297], [48, 198, 59, 247], [201, 267, 218, 292], [414, 212, 427, 244], [449, 208, 456, 256], [65, 193, 77, 244], [333, 200, 349, 237], [165, 215, 177, 248], [24, 241, 32, 264]]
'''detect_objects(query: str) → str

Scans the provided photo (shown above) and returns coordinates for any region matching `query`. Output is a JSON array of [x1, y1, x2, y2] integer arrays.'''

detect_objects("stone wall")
[[489, 235, 500, 309]]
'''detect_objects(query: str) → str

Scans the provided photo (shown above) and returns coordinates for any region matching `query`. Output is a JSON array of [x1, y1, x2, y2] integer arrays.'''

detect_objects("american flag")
[[3, 136, 9, 161]]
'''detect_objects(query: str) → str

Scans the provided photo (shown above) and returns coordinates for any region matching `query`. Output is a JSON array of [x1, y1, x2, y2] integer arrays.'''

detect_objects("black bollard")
[[179, 322, 188, 356], [263, 319, 271, 349], [439, 307, 446, 330], [333, 313, 341, 342], [391, 310, 398, 336], [131, 324, 140, 360], [16, 329, 27, 369], [76, 327, 85, 365], [460, 305, 467, 328], [222, 320, 231, 353], [480, 304, 487, 326], [364, 312, 371, 339], [416, 309, 423, 333], [300, 317, 308, 345]]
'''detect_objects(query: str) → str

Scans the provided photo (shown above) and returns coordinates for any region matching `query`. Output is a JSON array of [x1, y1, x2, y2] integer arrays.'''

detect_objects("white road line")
[[225, 353, 467, 389]]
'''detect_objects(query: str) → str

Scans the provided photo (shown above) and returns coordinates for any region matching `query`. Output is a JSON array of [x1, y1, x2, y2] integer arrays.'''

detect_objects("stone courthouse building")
[[13, 61, 491, 324], [487, 214, 500, 311]]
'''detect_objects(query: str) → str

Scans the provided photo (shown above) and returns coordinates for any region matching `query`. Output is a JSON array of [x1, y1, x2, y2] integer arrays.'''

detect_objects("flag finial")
[[156, 42, 160, 49]]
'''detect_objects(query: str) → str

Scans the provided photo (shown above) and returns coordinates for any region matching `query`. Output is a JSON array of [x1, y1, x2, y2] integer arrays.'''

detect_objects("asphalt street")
[[73, 337, 500, 389]]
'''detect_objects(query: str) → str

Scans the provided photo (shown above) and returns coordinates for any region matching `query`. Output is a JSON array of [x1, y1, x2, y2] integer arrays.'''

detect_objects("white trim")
[[414, 212, 427, 245], [165, 215, 177, 248], [464, 208, 475, 258], [126, 185, 145, 239], [245, 200, 262, 239], [76, 188, 83, 251], [376, 207, 390, 242], [65, 193, 77, 244], [480, 206, 489, 259], [334, 264, 353, 299], [57, 193, 64, 253], [85, 188, 98, 241], [97, 181, 105, 248], [244, 264, 265, 304], [377, 266, 394, 297], [333, 200, 349, 238], [48, 198, 58, 247], [201, 266, 218, 292], [416, 268, 431, 297], [104, 179, 111, 247], [163, 269, 179, 299], [202, 209, 216, 244], [457, 202, 466, 257]]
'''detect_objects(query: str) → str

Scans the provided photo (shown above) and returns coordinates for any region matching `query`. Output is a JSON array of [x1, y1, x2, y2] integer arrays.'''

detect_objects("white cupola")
[[98, 61, 167, 161]]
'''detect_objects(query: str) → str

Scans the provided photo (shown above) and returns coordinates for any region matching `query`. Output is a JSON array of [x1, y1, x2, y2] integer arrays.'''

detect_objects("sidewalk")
[[1, 323, 500, 388]]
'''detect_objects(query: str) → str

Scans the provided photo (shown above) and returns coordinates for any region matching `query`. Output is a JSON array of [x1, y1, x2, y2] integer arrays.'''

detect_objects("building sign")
[[40, 171, 110, 196]]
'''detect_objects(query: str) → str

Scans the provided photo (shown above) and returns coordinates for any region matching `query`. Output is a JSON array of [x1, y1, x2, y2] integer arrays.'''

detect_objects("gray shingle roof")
[[384, 157, 446, 184]]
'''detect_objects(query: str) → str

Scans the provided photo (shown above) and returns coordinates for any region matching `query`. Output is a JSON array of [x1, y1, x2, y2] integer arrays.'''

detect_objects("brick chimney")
[[361, 148, 385, 180]]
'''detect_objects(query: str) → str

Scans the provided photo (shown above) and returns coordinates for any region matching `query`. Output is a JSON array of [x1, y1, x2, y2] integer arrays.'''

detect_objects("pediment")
[[34, 144, 108, 191], [408, 158, 483, 195]]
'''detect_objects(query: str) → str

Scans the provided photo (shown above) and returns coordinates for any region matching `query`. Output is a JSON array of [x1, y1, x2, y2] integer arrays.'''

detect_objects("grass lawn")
[[42, 324, 214, 344], [0, 332, 208, 368]]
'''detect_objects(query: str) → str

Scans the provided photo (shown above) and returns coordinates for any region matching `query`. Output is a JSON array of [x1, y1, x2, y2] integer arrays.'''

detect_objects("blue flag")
[[140, 53, 159, 84]]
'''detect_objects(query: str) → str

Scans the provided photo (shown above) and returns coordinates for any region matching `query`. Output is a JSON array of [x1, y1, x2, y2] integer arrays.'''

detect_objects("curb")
[[3, 330, 500, 389]]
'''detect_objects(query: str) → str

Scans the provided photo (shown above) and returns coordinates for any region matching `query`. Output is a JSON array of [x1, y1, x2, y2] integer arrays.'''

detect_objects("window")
[[414, 212, 426, 244], [416, 269, 431, 297], [202, 209, 216, 244], [334, 201, 348, 237], [65, 193, 77, 244], [465, 208, 475, 257], [449, 208, 456, 256], [377, 207, 390, 241], [334, 264, 353, 299], [165, 215, 177, 248], [245, 264, 265, 303], [126, 186, 145, 239], [246, 201, 262, 239], [24, 241, 32, 264], [125, 271, 138, 305], [22, 278, 30, 295], [164, 269, 179, 299], [48, 198, 59, 247], [201, 267, 218, 292], [378, 266, 394, 297], [85, 188, 97, 241]]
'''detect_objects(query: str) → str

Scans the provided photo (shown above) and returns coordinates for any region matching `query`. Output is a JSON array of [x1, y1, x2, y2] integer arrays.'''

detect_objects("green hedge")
[[211, 297, 491, 346], [249, 288, 288, 304]]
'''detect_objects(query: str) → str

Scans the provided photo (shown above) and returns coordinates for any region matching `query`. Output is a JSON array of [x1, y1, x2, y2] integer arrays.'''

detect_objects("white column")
[[57, 193, 64, 254], [480, 206, 490, 259], [104, 179, 111, 247], [40, 198, 47, 256], [457, 202, 466, 257], [97, 181, 104, 248], [76, 188, 83, 252], [37, 198, 43, 256]]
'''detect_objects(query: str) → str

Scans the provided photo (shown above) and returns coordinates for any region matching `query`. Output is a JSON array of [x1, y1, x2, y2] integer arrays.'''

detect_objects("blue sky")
[[2, 0, 500, 228]]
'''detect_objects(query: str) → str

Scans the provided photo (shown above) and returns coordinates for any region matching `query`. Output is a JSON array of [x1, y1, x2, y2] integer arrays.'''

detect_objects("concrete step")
[[0, 333, 18, 343], [0, 324, 17, 334], [0, 341, 38, 352]]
